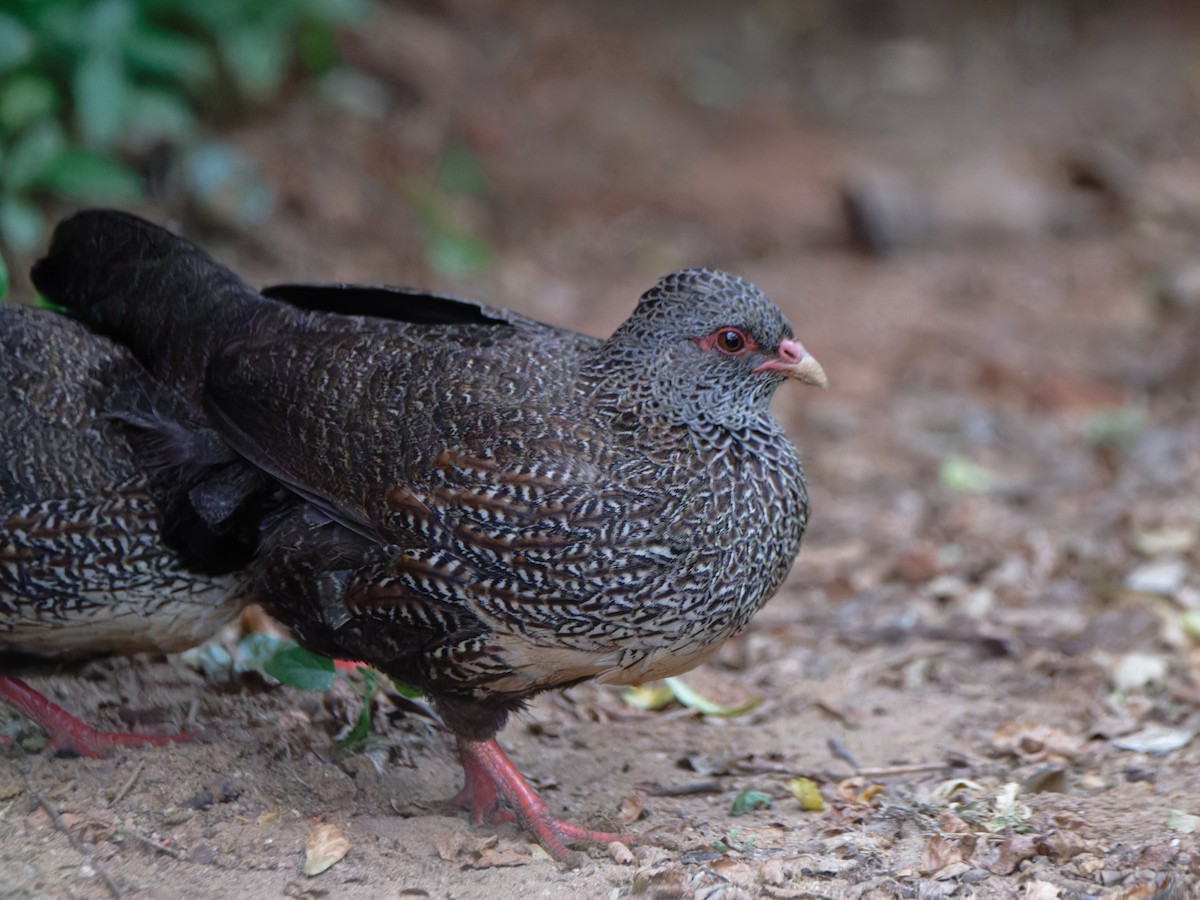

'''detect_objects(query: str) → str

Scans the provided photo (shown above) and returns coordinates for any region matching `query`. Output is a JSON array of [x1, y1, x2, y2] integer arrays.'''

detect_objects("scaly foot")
[[0, 676, 185, 758], [457, 737, 639, 861]]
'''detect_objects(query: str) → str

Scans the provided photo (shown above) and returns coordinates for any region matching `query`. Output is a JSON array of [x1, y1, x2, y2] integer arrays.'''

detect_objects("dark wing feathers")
[[262, 283, 516, 327]]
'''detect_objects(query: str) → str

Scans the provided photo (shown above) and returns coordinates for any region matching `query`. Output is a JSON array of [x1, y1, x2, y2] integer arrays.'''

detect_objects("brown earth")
[[3, 2, 1200, 897]]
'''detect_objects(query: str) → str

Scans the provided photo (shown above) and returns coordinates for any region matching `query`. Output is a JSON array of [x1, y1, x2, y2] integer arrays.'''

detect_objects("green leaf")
[[712, 828, 756, 853], [438, 146, 489, 196], [304, 0, 370, 26], [74, 49, 127, 149], [34, 296, 67, 313], [426, 231, 492, 277], [263, 644, 336, 692], [730, 790, 772, 815], [389, 679, 424, 699], [939, 455, 997, 494], [620, 682, 676, 711], [219, 24, 290, 101], [338, 667, 376, 750], [0, 252, 8, 301], [664, 676, 762, 717], [0, 196, 44, 253], [1086, 406, 1144, 450], [5, 120, 65, 191], [0, 75, 59, 132], [1167, 809, 1200, 834], [37, 150, 143, 201], [297, 21, 340, 74], [125, 88, 197, 144], [0, 13, 33, 73], [86, 0, 135, 47], [124, 26, 216, 87]]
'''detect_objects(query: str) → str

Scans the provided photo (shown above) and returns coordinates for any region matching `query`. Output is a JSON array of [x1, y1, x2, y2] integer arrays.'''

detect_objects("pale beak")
[[751, 338, 828, 387]]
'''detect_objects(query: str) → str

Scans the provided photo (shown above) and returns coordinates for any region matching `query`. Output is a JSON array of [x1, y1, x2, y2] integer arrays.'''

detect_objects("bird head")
[[597, 268, 826, 432]]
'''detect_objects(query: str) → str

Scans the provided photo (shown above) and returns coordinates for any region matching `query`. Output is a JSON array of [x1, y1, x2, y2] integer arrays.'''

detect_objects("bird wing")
[[203, 324, 694, 610], [261, 283, 516, 327]]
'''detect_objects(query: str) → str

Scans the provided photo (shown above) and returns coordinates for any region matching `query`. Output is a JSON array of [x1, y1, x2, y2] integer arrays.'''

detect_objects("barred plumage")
[[33, 209, 826, 857], [0, 306, 259, 754]]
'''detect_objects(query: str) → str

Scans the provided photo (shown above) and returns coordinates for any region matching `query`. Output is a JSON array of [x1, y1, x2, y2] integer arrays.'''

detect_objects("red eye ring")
[[693, 327, 758, 355], [715, 329, 745, 353]]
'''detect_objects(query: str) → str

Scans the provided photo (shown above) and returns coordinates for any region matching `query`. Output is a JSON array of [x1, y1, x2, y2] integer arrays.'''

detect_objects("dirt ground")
[[3, 2, 1200, 897]]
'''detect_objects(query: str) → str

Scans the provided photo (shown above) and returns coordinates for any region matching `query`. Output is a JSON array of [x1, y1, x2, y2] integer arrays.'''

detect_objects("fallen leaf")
[[433, 831, 495, 862], [1132, 525, 1197, 557], [940, 455, 998, 493], [616, 794, 645, 825], [1112, 726, 1195, 755], [1022, 880, 1062, 899], [663, 675, 762, 717], [932, 860, 972, 881], [303, 823, 350, 876], [1125, 559, 1187, 597], [919, 834, 965, 874], [787, 777, 825, 811], [991, 721, 1084, 762], [977, 834, 1037, 875], [1111, 653, 1170, 693], [1166, 809, 1200, 834], [730, 789, 772, 815], [620, 683, 675, 711]]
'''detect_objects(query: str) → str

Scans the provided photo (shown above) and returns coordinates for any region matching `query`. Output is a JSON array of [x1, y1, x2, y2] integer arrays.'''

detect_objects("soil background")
[[3, 2, 1200, 898]]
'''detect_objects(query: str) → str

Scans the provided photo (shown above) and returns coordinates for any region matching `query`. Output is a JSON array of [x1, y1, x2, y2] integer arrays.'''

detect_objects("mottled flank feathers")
[[0, 306, 252, 660]]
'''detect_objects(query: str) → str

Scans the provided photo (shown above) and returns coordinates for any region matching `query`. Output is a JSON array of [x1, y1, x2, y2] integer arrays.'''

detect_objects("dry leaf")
[[434, 831, 495, 862], [920, 835, 965, 874], [303, 823, 350, 876], [991, 721, 1084, 762], [1112, 726, 1195, 755], [978, 834, 1037, 875], [617, 794, 645, 824], [1022, 880, 1062, 899], [932, 860, 972, 881]]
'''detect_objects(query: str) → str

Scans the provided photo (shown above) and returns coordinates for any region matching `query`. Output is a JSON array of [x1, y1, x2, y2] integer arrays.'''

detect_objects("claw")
[[457, 738, 639, 861]]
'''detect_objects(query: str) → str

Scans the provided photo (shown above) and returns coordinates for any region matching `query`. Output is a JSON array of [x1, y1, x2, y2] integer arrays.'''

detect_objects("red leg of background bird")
[[0, 676, 184, 758], [458, 738, 638, 859]]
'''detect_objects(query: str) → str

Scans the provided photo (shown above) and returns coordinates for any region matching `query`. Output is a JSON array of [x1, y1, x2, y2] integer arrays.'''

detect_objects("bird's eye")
[[715, 329, 747, 353]]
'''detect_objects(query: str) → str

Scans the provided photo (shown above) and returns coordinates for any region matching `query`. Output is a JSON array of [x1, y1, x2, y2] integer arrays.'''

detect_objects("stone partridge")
[[34, 209, 826, 857], [0, 304, 267, 756]]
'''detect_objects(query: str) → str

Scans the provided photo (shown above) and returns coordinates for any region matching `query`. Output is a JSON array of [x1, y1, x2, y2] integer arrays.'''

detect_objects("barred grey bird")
[[34, 209, 826, 857], [0, 304, 267, 756]]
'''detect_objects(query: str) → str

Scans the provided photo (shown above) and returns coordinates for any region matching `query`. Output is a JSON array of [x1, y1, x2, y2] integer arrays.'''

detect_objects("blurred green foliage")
[[0, 0, 368, 297]]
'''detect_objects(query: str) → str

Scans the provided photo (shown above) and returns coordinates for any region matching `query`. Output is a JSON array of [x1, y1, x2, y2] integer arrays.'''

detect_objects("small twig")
[[108, 761, 145, 807], [641, 780, 724, 796], [30, 791, 122, 898], [853, 761, 958, 779], [827, 737, 860, 769], [117, 828, 185, 861]]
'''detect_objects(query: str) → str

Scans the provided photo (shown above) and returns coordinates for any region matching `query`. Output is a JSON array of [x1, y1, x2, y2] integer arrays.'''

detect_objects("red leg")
[[457, 738, 638, 860], [0, 676, 185, 758]]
